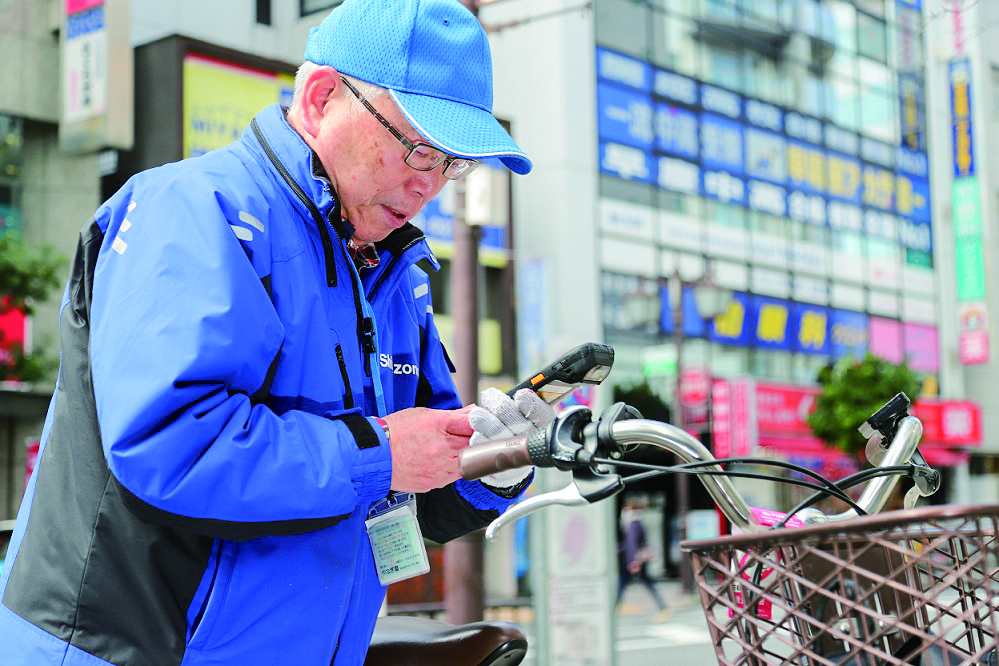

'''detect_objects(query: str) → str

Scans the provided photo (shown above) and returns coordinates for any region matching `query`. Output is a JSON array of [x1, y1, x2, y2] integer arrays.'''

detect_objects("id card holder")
[[365, 492, 430, 586]]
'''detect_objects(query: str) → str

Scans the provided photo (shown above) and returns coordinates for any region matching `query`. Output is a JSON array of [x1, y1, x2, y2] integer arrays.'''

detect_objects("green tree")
[[807, 353, 922, 456], [0, 234, 64, 383]]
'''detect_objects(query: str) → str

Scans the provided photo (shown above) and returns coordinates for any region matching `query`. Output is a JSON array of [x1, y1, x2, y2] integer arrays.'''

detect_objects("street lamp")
[[668, 268, 731, 594]]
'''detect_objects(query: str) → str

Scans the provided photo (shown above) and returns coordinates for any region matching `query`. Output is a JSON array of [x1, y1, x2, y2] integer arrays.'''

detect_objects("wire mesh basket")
[[682, 504, 999, 665]]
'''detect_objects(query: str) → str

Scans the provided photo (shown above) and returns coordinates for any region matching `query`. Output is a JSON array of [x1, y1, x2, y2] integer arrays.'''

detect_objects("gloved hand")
[[468, 387, 556, 489]]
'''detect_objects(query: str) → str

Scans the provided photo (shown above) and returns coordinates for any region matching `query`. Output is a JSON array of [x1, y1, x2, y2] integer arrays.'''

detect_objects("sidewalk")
[[615, 577, 700, 618]]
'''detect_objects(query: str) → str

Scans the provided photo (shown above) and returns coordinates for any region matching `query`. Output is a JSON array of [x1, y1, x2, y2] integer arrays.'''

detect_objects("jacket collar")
[[248, 104, 338, 229]]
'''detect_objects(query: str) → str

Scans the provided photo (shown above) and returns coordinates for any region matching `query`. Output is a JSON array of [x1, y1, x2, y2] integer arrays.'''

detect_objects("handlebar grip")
[[460, 428, 552, 481]]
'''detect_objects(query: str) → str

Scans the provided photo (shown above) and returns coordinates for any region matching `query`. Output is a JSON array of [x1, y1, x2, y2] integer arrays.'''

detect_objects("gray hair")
[[291, 61, 387, 117]]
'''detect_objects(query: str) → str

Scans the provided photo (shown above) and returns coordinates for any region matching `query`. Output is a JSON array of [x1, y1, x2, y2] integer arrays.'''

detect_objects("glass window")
[[749, 349, 793, 381], [0, 113, 22, 237], [859, 86, 897, 143], [710, 342, 749, 378], [748, 210, 786, 234], [301, 0, 340, 16], [652, 14, 700, 76], [596, 0, 651, 58], [703, 0, 738, 20], [825, 76, 859, 129], [992, 66, 999, 119], [601, 174, 657, 206], [706, 200, 746, 228], [793, 353, 830, 384], [857, 12, 887, 62], [854, 0, 885, 18], [825, 1, 856, 55], [790, 219, 827, 243], [659, 190, 700, 215], [801, 72, 827, 117], [704, 46, 743, 92]]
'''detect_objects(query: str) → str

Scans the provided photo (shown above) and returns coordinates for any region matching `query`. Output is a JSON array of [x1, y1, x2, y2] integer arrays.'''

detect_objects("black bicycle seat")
[[363, 615, 527, 666]]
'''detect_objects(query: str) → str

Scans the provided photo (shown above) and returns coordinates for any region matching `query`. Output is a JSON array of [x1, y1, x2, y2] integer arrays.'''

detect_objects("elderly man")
[[0, 1, 551, 664]]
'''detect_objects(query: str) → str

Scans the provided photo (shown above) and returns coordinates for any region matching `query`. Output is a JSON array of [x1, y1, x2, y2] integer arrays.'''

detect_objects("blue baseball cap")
[[305, 0, 532, 175]]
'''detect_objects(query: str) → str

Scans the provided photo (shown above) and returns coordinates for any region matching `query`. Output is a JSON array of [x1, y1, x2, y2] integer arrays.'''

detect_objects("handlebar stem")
[[812, 415, 923, 524]]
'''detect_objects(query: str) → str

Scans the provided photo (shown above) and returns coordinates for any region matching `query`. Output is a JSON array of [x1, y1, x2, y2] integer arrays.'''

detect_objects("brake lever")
[[484, 468, 624, 542]]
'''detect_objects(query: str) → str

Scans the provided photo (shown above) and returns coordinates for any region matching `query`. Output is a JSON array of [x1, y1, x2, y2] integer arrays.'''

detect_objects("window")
[[256, 0, 271, 25], [856, 12, 887, 62], [595, 0, 651, 59], [992, 66, 999, 119], [301, 0, 342, 17], [652, 13, 700, 76]]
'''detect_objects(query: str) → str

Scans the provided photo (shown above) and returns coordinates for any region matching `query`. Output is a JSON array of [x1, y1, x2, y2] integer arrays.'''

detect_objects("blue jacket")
[[0, 104, 526, 666]]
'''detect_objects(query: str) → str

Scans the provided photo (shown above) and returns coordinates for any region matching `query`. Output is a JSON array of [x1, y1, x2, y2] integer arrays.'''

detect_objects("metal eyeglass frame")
[[339, 76, 479, 181]]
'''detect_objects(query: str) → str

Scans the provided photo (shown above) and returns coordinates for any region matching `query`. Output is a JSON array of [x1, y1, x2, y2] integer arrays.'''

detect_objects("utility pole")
[[444, 0, 484, 628]]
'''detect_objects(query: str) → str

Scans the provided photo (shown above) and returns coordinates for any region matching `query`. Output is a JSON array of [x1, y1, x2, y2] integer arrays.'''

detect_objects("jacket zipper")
[[334, 344, 355, 409], [250, 118, 338, 288]]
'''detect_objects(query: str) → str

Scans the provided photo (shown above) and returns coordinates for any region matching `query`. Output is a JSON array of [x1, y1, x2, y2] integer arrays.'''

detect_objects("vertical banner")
[[949, 57, 986, 364], [60, 0, 133, 152], [63, 2, 107, 124], [949, 59, 973, 177], [952, 178, 988, 364]]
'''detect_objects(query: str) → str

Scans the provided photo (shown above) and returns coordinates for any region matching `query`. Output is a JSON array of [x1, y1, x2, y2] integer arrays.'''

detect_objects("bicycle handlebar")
[[460, 393, 936, 541]]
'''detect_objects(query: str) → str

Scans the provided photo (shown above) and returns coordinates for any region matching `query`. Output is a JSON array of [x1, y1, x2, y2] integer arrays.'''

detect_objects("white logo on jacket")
[[380, 353, 419, 376]]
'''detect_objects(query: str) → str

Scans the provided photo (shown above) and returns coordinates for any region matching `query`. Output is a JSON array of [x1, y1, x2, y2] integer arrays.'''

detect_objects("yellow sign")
[[183, 55, 294, 158]]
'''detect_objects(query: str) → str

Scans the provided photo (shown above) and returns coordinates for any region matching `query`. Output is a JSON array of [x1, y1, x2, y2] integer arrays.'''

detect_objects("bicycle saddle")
[[363, 616, 528, 666]]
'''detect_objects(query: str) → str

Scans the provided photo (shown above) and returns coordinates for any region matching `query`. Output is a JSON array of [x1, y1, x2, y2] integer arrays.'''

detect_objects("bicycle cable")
[[591, 456, 864, 516]]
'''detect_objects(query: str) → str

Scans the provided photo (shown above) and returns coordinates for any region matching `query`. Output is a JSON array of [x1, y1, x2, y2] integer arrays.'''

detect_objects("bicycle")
[[365, 393, 999, 665]]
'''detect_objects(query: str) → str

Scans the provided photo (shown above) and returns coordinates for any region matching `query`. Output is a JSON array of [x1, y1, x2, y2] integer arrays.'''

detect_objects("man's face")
[[315, 82, 450, 245]]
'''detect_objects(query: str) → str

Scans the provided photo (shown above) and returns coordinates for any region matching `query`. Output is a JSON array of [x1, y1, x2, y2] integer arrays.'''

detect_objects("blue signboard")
[[786, 140, 826, 195], [792, 304, 831, 354], [899, 217, 932, 254], [709, 291, 752, 345], [752, 296, 793, 350], [655, 103, 699, 160], [744, 128, 786, 183], [700, 113, 744, 173], [593, 47, 933, 248], [597, 82, 653, 149], [898, 174, 931, 221], [600, 141, 656, 184], [829, 309, 869, 358], [825, 152, 863, 204], [596, 48, 651, 91], [653, 68, 698, 106]]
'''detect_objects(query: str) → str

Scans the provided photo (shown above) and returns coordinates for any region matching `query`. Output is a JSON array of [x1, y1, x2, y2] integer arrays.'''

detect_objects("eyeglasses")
[[340, 76, 479, 181]]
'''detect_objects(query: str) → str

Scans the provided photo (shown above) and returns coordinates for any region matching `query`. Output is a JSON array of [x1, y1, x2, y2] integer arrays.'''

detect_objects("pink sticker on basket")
[[750, 507, 804, 528], [729, 508, 802, 620], [731, 551, 776, 619]]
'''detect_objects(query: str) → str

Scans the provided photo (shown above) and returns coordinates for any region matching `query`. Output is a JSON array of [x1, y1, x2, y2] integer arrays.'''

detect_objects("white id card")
[[365, 503, 430, 585]]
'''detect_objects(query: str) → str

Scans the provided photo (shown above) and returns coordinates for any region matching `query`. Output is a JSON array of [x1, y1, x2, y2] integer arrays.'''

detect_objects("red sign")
[[910, 400, 982, 447], [0, 300, 26, 349], [679, 366, 711, 407], [65, 0, 104, 14], [754, 382, 818, 437], [711, 378, 982, 463], [712, 380, 730, 458], [24, 438, 40, 493]]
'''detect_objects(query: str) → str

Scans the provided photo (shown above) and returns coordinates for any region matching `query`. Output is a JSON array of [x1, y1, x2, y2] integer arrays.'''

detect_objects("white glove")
[[468, 387, 556, 489]]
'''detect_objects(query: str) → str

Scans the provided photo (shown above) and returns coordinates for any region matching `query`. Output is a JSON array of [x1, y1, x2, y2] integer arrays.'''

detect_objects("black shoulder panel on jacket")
[[2, 220, 215, 666]]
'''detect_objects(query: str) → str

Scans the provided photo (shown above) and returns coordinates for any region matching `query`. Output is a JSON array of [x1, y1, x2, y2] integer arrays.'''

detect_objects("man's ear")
[[299, 66, 341, 139]]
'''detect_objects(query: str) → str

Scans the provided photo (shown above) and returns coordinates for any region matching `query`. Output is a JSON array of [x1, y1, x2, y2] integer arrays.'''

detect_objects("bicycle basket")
[[682, 504, 999, 665]]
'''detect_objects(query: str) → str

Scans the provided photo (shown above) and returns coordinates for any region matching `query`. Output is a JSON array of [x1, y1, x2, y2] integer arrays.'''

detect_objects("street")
[[519, 579, 719, 666]]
